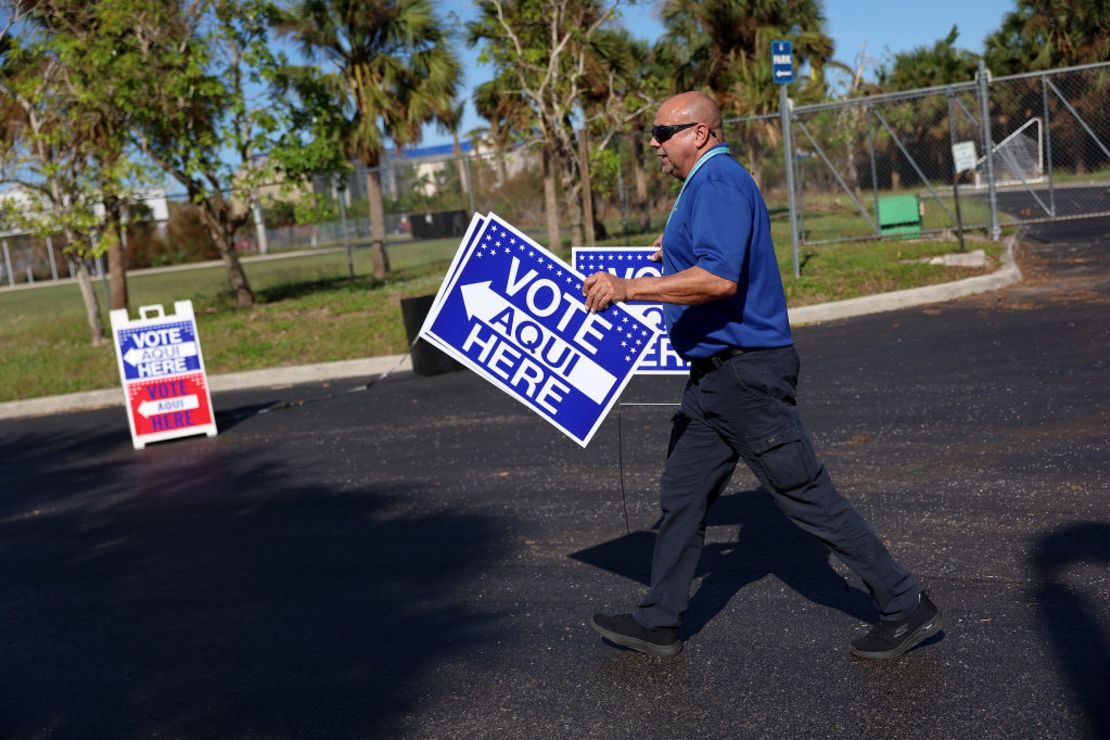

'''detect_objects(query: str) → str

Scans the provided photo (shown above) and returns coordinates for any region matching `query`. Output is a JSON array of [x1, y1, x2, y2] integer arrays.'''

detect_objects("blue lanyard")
[[666, 144, 730, 228]]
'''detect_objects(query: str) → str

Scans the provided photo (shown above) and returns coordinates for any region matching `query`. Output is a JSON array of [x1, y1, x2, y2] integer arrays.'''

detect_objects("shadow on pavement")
[[570, 486, 877, 637], [0, 427, 508, 737], [1031, 521, 1110, 738], [214, 401, 280, 432]]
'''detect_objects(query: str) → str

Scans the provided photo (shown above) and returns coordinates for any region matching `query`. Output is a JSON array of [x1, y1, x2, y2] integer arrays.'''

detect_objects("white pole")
[[46, 234, 59, 280], [1, 238, 13, 287], [781, 84, 800, 278]]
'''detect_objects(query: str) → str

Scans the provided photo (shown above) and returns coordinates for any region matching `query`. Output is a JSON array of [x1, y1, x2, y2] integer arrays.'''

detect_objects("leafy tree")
[[983, 1, 1110, 176], [17, 0, 171, 313], [468, 0, 623, 251], [658, 0, 836, 190], [0, 11, 115, 343], [876, 25, 978, 90], [984, 0, 1110, 73], [280, 0, 462, 278], [117, 0, 302, 308], [580, 29, 668, 233], [435, 98, 470, 200], [472, 70, 531, 183], [868, 26, 979, 190]]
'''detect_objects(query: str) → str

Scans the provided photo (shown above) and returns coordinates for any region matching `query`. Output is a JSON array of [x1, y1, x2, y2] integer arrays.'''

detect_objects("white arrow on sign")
[[124, 341, 198, 366], [775, 69, 792, 78], [137, 394, 199, 418], [460, 281, 617, 404]]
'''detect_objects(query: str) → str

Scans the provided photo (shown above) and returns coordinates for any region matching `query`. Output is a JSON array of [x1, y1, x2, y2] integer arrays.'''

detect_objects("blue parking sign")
[[421, 213, 654, 447], [573, 247, 689, 375], [772, 40, 793, 84]]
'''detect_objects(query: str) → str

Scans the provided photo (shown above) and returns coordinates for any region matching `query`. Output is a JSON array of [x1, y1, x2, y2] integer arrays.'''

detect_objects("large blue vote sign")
[[421, 213, 654, 447], [573, 247, 689, 375]]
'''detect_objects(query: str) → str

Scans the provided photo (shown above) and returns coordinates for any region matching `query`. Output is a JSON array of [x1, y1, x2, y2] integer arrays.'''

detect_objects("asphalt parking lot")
[[1, 221, 1107, 738]]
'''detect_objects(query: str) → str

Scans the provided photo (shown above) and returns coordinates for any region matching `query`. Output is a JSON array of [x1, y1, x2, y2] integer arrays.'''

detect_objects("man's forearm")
[[626, 266, 737, 305]]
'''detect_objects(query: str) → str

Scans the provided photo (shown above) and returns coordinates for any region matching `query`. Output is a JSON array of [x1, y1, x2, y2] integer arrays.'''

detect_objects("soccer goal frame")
[[973, 117, 1045, 189]]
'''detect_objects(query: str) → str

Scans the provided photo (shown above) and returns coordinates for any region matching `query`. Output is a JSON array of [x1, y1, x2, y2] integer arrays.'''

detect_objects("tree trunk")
[[72, 254, 107, 346], [631, 133, 650, 232], [591, 189, 609, 241], [365, 166, 391, 279], [452, 131, 468, 199], [561, 141, 583, 248], [542, 141, 561, 252], [199, 205, 255, 307], [218, 230, 254, 308], [107, 212, 129, 311], [491, 121, 508, 182]]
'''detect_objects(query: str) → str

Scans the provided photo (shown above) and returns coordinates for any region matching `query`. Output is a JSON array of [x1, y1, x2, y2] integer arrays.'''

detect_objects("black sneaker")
[[850, 592, 945, 660], [591, 613, 682, 657]]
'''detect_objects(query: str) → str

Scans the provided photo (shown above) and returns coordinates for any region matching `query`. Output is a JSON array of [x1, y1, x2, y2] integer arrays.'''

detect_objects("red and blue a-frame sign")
[[110, 300, 217, 449]]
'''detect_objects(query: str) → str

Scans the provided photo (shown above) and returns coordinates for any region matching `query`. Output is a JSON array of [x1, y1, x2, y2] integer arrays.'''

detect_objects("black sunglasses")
[[651, 122, 699, 143]]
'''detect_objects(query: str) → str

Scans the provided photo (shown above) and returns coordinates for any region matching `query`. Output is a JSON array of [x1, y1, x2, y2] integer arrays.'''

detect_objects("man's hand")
[[649, 233, 663, 262], [583, 271, 631, 313]]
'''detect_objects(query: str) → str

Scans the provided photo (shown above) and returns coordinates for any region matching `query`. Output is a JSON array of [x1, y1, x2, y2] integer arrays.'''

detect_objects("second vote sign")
[[573, 247, 689, 375], [110, 300, 217, 449], [421, 213, 655, 447]]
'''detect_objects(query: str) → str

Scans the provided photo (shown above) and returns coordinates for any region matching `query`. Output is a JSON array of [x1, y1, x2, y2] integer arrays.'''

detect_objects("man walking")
[[582, 91, 943, 659]]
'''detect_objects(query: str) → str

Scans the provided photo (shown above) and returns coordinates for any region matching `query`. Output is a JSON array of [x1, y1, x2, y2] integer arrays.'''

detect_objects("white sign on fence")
[[952, 141, 978, 174]]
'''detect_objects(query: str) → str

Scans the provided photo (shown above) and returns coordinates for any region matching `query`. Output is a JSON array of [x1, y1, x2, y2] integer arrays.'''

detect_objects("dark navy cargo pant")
[[633, 345, 919, 629]]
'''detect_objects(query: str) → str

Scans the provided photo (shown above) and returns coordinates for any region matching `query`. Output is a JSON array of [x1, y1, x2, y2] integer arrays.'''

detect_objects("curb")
[[789, 233, 1020, 326], [0, 355, 411, 421], [0, 238, 1021, 421]]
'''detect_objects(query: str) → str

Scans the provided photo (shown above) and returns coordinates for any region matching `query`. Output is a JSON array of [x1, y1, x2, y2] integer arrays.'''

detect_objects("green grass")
[[0, 232, 1004, 402]]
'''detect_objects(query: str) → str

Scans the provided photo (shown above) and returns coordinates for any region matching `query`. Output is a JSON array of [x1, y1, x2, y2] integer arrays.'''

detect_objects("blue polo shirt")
[[661, 147, 792, 359]]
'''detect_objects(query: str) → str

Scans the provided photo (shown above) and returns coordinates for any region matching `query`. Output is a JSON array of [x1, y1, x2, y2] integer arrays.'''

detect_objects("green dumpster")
[[877, 194, 923, 237]]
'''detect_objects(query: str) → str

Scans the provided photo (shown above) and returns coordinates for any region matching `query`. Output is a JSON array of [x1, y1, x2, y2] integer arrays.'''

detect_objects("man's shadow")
[[1030, 521, 1110, 737], [571, 486, 878, 637]]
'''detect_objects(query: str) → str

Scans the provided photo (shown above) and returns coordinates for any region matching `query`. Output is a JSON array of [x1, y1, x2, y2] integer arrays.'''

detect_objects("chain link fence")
[[3, 60, 1109, 290], [779, 60, 1110, 247]]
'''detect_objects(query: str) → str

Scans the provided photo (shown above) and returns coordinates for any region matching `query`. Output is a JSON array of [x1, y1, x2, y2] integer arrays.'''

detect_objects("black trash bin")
[[399, 294, 463, 377], [410, 210, 468, 240]]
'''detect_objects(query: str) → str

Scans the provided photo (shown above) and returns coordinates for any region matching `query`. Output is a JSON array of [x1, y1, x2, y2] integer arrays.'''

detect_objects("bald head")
[[657, 92, 723, 136], [651, 91, 725, 179]]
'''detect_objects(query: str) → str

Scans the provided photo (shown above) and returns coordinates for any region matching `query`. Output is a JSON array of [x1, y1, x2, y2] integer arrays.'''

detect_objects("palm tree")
[[658, 0, 836, 190], [984, 0, 1110, 74], [282, 0, 461, 278], [473, 73, 529, 183], [434, 99, 469, 201]]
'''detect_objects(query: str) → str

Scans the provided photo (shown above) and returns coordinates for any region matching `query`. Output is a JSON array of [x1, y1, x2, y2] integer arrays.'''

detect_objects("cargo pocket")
[[748, 425, 820, 492]]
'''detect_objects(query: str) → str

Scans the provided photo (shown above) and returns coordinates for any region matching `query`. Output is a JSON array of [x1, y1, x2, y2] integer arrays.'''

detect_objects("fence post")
[[251, 195, 269, 254], [617, 146, 629, 242], [1041, 74, 1056, 217], [464, 154, 477, 216], [977, 59, 1001, 240], [578, 128, 596, 245], [867, 109, 880, 221], [22, 243, 33, 283], [780, 84, 800, 278], [337, 176, 353, 280], [947, 95, 967, 252], [45, 234, 58, 281], [2, 237, 13, 287]]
